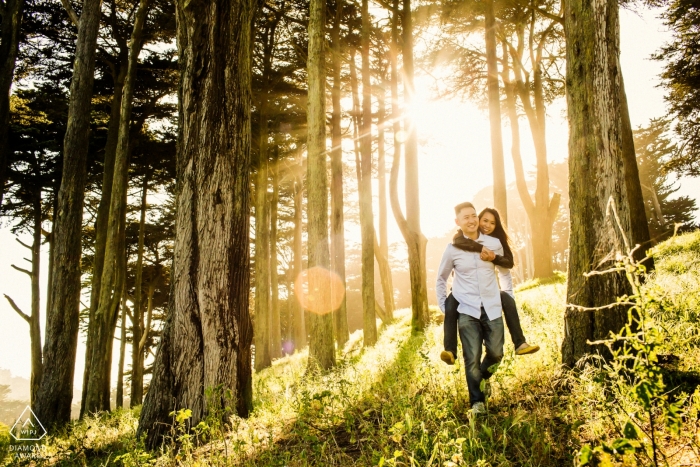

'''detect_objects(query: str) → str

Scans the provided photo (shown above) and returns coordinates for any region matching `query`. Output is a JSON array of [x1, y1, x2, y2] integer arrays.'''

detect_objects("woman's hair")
[[479, 207, 513, 260]]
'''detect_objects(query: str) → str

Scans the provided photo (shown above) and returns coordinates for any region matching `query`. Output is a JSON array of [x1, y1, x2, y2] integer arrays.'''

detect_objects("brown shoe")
[[515, 343, 540, 355], [440, 350, 456, 365]]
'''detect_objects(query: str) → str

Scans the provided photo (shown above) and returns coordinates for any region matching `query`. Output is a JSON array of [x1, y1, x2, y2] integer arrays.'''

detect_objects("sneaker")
[[470, 402, 486, 415], [515, 343, 540, 356], [480, 379, 491, 398], [440, 350, 456, 365]]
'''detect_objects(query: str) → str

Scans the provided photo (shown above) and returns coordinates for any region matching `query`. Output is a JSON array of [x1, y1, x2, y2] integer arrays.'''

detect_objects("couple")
[[436, 202, 539, 415]]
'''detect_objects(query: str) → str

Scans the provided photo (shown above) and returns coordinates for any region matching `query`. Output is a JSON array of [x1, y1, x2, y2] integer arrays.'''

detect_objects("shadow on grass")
[[238, 333, 427, 466]]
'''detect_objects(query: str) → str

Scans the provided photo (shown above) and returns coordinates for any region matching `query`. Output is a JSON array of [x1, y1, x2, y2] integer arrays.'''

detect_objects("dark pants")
[[443, 291, 526, 358], [458, 308, 504, 404]]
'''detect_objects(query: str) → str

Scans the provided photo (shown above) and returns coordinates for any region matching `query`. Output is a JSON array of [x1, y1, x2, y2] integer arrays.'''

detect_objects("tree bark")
[[137, 0, 255, 448], [484, 0, 507, 222], [29, 190, 43, 406], [130, 173, 149, 407], [254, 115, 271, 371], [360, 0, 377, 346], [83, 0, 152, 416], [330, 0, 350, 349], [83, 58, 127, 412], [0, 0, 25, 208], [269, 158, 282, 360], [398, 0, 429, 333], [619, 74, 653, 266], [116, 293, 127, 409], [376, 86, 395, 320], [562, 0, 646, 367], [35, 0, 105, 428], [306, 0, 335, 370], [291, 155, 306, 350]]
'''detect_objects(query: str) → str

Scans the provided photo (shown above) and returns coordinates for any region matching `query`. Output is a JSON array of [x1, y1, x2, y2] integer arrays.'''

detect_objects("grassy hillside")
[[2, 231, 699, 466]]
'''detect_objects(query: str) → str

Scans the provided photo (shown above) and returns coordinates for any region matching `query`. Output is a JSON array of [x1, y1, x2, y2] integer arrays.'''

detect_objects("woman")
[[440, 207, 539, 366]]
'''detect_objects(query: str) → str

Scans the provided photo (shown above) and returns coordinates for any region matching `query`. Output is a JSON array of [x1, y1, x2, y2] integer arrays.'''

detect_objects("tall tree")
[[330, 0, 350, 349], [561, 0, 651, 367], [291, 153, 306, 349], [390, 0, 429, 333], [375, 83, 395, 321], [137, 0, 255, 447], [34, 0, 105, 427], [359, 0, 377, 346], [130, 171, 150, 406], [306, 0, 335, 369], [501, 14, 563, 278], [83, 0, 153, 415], [115, 292, 127, 408], [269, 158, 282, 359], [2, 85, 64, 407], [253, 9, 280, 371]]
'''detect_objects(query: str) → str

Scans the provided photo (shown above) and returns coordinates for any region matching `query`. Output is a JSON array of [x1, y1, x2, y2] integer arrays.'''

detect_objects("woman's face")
[[479, 212, 497, 235]]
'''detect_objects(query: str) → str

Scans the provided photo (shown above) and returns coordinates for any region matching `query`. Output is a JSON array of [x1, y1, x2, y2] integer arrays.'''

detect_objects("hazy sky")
[[1, 6, 698, 391]]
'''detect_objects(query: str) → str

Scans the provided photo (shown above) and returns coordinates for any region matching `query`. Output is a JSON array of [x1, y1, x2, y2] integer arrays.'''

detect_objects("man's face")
[[455, 207, 478, 235]]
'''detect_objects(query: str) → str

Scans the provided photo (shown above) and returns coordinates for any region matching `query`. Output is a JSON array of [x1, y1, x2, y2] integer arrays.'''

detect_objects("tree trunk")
[[35, 0, 104, 428], [619, 74, 653, 266], [254, 17, 278, 371], [484, 0, 507, 222], [562, 0, 645, 367], [306, 0, 335, 370], [360, 0, 377, 346], [330, 0, 350, 349], [253, 114, 271, 371], [29, 189, 43, 405], [397, 0, 429, 333], [137, 0, 255, 448], [83, 60, 127, 413], [0, 0, 25, 208], [116, 293, 127, 409], [376, 87, 395, 320], [269, 159, 282, 360], [130, 173, 149, 407], [83, 0, 151, 416], [291, 157, 306, 350]]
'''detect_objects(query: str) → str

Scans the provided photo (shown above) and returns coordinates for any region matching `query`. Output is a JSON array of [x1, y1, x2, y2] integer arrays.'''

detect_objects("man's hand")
[[480, 247, 496, 262]]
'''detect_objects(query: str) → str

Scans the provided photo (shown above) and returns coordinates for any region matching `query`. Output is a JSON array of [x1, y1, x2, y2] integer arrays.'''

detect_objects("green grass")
[[4, 230, 699, 466]]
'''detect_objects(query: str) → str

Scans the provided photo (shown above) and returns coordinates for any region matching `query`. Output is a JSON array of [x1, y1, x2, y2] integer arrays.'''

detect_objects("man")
[[436, 202, 505, 414]]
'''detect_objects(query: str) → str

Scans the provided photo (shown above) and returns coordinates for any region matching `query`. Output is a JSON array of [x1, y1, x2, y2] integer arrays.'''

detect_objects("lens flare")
[[294, 266, 345, 315], [395, 130, 407, 143]]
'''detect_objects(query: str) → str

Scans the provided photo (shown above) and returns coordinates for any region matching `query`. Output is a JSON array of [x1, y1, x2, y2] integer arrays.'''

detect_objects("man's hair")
[[454, 202, 476, 217]]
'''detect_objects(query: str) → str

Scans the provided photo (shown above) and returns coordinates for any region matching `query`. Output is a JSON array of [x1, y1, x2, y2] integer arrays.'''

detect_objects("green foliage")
[[652, 0, 700, 177], [634, 118, 698, 242], [575, 229, 700, 466]]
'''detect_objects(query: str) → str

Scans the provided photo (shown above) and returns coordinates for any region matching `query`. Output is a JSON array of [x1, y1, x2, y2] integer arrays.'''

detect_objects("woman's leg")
[[501, 291, 540, 355], [442, 294, 459, 362], [501, 291, 526, 348]]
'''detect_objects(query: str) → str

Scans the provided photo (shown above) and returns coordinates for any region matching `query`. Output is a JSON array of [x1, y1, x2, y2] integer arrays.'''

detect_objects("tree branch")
[[535, 8, 563, 25], [15, 238, 32, 250], [11, 264, 32, 277], [4, 295, 31, 323], [61, 0, 80, 26]]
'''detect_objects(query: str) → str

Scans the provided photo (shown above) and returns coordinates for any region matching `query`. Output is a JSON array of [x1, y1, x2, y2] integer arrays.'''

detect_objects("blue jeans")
[[444, 292, 524, 357], [458, 308, 504, 404]]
